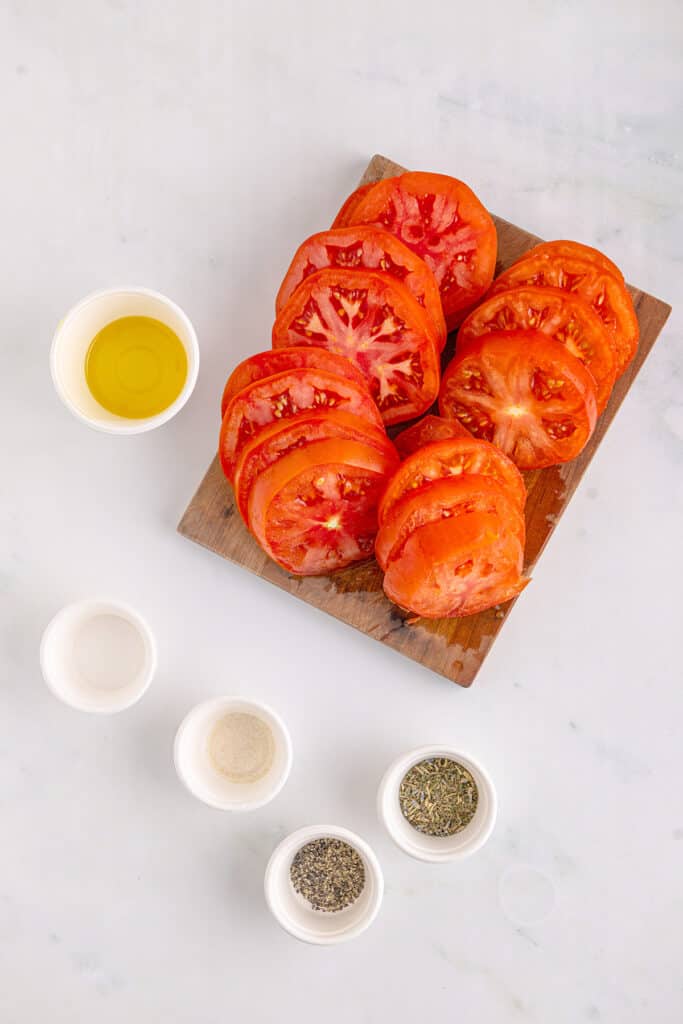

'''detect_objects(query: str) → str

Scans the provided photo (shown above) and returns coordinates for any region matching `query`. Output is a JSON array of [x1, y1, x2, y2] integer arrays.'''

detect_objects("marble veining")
[[1, 1, 681, 1022]]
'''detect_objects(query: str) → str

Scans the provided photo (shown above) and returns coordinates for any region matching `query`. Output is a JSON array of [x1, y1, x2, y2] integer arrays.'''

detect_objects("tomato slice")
[[331, 182, 375, 229], [394, 415, 472, 459], [375, 474, 524, 571], [458, 286, 616, 413], [272, 267, 441, 427], [524, 240, 624, 283], [233, 409, 394, 523], [219, 367, 383, 481], [379, 436, 526, 526], [383, 512, 528, 618], [220, 347, 368, 419], [248, 438, 399, 575], [440, 331, 598, 469], [346, 171, 497, 331], [275, 225, 447, 350], [489, 254, 638, 377]]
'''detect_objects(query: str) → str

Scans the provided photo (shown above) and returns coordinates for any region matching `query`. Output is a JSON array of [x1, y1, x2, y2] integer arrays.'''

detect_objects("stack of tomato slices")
[[219, 346, 399, 575], [438, 240, 638, 470], [331, 171, 497, 330], [375, 437, 529, 618], [272, 171, 496, 426], [217, 172, 638, 623]]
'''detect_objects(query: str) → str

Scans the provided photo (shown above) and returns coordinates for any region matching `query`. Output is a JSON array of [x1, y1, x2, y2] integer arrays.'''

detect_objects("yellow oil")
[[85, 316, 188, 419]]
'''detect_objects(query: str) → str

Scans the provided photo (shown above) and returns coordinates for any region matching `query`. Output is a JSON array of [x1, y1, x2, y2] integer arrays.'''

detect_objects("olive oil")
[[85, 316, 187, 419]]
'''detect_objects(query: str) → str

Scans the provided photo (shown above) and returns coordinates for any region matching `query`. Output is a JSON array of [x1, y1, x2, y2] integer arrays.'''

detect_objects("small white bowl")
[[173, 697, 292, 811], [264, 824, 384, 945], [40, 599, 157, 713], [50, 286, 199, 434], [377, 745, 497, 862]]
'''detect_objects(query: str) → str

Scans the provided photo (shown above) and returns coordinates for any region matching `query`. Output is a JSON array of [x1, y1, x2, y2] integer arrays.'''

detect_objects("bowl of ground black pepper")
[[377, 745, 497, 862], [264, 825, 383, 944]]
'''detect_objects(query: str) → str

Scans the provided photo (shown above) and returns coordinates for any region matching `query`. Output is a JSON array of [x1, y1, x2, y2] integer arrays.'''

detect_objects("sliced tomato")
[[379, 436, 526, 526], [233, 410, 394, 523], [383, 512, 528, 618], [394, 415, 472, 459], [375, 474, 524, 571], [524, 240, 624, 283], [220, 347, 368, 419], [248, 438, 399, 575], [458, 286, 616, 413], [275, 226, 447, 350], [346, 171, 497, 330], [331, 182, 375, 229], [489, 254, 638, 376], [219, 367, 383, 482], [440, 331, 598, 469], [272, 267, 440, 427]]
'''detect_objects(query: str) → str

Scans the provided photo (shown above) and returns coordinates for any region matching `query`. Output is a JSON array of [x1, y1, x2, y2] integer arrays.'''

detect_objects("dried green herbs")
[[399, 757, 479, 836], [290, 838, 365, 912]]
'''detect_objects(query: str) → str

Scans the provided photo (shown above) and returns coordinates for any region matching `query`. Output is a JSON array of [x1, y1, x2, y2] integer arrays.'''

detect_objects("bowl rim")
[[39, 597, 157, 713], [173, 696, 293, 811], [264, 823, 384, 945], [50, 285, 200, 435], [377, 744, 498, 863]]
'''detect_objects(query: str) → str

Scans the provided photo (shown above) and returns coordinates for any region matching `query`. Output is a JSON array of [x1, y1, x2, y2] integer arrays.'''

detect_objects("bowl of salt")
[[173, 696, 292, 810]]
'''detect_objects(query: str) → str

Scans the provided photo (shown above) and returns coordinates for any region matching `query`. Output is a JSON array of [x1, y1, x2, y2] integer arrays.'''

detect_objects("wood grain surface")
[[178, 154, 672, 686]]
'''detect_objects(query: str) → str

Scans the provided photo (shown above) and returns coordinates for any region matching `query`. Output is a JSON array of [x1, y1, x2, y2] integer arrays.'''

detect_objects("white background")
[[2, 1, 682, 1021]]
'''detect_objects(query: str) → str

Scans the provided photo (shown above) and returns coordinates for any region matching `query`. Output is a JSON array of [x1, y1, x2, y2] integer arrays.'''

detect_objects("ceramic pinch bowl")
[[50, 286, 199, 434], [378, 744, 497, 863], [40, 599, 157, 713], [264, 824, 384, 945], [173, 697, 292, 811]]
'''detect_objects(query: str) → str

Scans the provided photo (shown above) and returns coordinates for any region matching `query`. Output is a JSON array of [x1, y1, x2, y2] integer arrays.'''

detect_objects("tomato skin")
[[488, 254, 638, 377], [375, 474, 525, 571], [219, 367, 383, 482], [440, 331, 598, 470], [331, 182, 375, 229], [248, 437, 399, 575], [458, 285, 616, 413], [275, 225, 447, 350], [233, 410, 395, 523], [394, 415, 472, 459], [524, 240, 624, 283], [347, 171, 497, 330], [379, 436, 526, 526], [382, 512, 528, 618], [220, 347, 367, 419], [272, 267, 441, 427]]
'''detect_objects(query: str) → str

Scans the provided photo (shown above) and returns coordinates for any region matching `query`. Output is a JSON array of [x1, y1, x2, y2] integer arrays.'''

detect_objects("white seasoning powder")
[[207, 712, 275, 783]]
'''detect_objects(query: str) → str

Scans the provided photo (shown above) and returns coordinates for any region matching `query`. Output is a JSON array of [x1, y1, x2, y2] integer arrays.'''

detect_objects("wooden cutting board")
[[178, 154, 672, 686]]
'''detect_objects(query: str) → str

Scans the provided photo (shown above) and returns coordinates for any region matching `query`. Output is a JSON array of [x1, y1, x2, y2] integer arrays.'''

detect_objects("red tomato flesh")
[[457, 286, 616, 413], [375, 474, 525, 571], [331, 183, 375, 229], [489, 253, 638, 376], [440, 331, 598, 470], [248, 438, 399, 575], [275, 225, 447, 350], [219, 367, 383, 482], [379, 436, 526, 527], [272, 267, 441, 427], [525, 240, 624, 283], [382, 512, 528, 618], [394, 415, 473, 459], [346, 171, 497, 331], [220, 347, 367, 419], [233, 410, 394, 523]]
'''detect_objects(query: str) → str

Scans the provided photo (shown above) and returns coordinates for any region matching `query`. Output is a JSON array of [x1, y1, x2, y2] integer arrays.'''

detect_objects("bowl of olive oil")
[[51, 287, 199, 433]]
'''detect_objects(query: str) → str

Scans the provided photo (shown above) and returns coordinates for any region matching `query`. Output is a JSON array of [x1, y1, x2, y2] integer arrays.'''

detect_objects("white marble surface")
[[2, 1, 682, 1020]]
